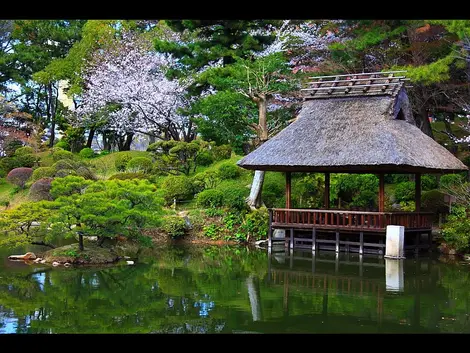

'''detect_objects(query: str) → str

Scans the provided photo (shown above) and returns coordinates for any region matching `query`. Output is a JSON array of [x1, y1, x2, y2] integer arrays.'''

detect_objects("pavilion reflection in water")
[[254, 246, 437, 332]]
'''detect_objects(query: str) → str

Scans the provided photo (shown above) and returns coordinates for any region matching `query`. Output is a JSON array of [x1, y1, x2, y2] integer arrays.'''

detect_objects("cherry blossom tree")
[[75, 32, 195, 151]]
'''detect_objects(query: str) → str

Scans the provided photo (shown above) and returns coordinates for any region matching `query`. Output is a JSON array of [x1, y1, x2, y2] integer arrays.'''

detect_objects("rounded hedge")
[[54, 140, 70, 150], [196, 151, 214, 166], [221, 187, 247, 211], [162, 175, 195, 205], [126, 157, 153, 173], [32, 167, 55, 181], [6, 167, 33, 188], [29, 177, 54, 201], [14, 146, 34, 156], [196, 189, 224, 208], [52, 149, 75, 162], [115, 153, 133, 172], [79, 147, 95, 159], [218, 162, 240, 180]]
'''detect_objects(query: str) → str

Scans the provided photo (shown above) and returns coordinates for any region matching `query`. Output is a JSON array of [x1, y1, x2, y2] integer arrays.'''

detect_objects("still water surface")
[[0, 243, 469, 333]]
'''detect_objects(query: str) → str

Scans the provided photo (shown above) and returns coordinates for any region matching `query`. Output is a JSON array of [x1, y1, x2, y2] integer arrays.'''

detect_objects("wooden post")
[[324, 172, 330, 209], [415, 173, 421, 212], [285, 172, 292, 209], [379, 173, 385, 212]]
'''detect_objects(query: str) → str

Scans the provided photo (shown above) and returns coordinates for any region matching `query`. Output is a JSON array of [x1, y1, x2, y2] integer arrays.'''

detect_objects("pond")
[[0, 243, 470, 333]]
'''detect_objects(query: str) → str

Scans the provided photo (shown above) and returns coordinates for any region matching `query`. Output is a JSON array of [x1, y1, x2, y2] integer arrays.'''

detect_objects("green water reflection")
[[0, 243, 469, 333]]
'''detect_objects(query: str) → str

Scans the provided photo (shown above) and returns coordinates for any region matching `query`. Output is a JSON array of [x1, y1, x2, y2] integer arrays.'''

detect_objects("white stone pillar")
[[384, 225, 405, 259], [385, 258, 404, 292]]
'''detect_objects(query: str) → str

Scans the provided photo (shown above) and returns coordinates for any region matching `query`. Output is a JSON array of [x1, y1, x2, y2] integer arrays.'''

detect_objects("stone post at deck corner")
[[384, 225, 405, 259]]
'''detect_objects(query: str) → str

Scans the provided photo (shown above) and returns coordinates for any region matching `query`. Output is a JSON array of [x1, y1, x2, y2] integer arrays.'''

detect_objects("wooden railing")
[[271, 208, 433, 231]]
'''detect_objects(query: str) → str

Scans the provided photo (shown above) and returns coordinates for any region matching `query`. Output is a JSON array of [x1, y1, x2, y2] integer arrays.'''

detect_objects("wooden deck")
[[268, 208, 434, 254]]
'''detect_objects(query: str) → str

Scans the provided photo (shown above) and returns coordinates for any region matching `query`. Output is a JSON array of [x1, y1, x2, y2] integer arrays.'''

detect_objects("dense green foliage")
[[161, 216, 188, 239], [79, 147, 95, 159], [126, 157, 153, 174], [196, 189, 224, 208]]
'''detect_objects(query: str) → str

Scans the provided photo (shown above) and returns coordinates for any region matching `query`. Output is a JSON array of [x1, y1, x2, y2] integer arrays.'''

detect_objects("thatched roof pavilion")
[[237, 72, 468, 251], [238, 71, 467, 174]]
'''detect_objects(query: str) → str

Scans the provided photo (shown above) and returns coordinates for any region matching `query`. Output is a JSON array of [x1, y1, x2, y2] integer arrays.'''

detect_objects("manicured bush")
[[126, 157, 153, 173], [196, 189, 224, 208], [79, 147, 95, 159], [161, 175, 195, 205], [108, 172, 147, 180], [196, 150, 214, 166], [218, 162, 240, 180], [221, 186, 248, 211], [161, 216, 188, 239], [52, 149, 75, 162], [6, 167, 33, 188], [3, 139, 23, 157], [29, 177, 54, 201], [54, 140, 70, 151], [394, 181, 415, 202], [76, 166, 97, 181], [115, 153, 133, 172], [14, 146, 34, 156], [213, 144, 232, 160], [262, 172, 286, 208], [32, 167, 55, 181], [52, 159, 96, 180], [421, 189, 448, 214]]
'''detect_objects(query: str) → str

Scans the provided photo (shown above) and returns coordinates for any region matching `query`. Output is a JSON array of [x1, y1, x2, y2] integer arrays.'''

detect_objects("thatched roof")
[[238, 73, 468, 174]]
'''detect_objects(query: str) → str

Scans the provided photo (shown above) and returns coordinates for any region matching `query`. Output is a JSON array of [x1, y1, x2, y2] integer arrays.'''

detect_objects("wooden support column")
[[378, 173, 385, 213], [415, 173, 421, 212], [324, 172, 330, 209], [285, 172, 292, 209]]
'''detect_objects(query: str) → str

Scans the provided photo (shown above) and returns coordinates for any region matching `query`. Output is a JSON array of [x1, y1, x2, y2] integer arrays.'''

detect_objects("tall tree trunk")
[[103, 131, 112, 151], [247, 95, 268, 209], [86, 127, 95, 148], [246, 274, 262, 322], [78, 232, 84, 251], [117, 132, 133, 151], [47, 83, 57, 148]]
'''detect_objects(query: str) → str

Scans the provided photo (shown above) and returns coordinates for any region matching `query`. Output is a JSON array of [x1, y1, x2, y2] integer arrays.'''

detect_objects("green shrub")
[[32, 167, 55, 181], [394, 181, 415, 202], [108, 172, 147, 180], [440, 173, 466, 189], [161, 175, 195, 205], [442, 206, 470, 253], [262, 172, 286, 208], [115, 153, 133, 172], [162, 216, 188, 239], [6, 167, 33, 188], [421, 175, 438, 191], [79, 147, 95, 159], [241, 207, 269, 241], [126, 157, 153, 173], [422, 189, 448, 213], [52, 159, 96, 180], [213, 144, 232, 160], [76, 166, 97, 181], [29, 177, 53, 201], [218, 162, 240, 180], [14, 146, 34, 156], [3, 139, 23, 157], [191, 170, 221, 192], [196, 189, 224, 208], [55, 140, 70, 151], [221, 186, 248, 211], [52, 149, 75, 162], [196, 151, 214, 166], [461, 155, 470, 167]]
